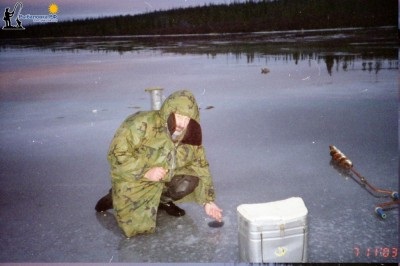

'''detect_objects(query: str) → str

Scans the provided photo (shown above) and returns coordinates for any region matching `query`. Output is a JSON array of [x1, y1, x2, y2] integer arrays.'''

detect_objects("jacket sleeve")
[[107, 122, 150, 181], [185, 145, 216, 204]]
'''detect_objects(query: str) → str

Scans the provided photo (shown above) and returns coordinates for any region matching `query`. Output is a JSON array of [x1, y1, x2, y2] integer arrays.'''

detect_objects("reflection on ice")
[[1, 27, 397, 79]]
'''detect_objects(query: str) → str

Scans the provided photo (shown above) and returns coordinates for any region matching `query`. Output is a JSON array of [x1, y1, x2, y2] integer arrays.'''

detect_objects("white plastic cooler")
[[237, 197, 308, 263]]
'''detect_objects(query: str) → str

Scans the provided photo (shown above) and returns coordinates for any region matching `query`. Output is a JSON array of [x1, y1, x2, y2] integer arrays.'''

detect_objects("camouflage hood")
[[159, 90, 202, 146]]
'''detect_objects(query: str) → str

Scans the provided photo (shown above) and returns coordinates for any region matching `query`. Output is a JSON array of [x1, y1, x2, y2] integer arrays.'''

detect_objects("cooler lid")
[[237, 197, 308, 225]]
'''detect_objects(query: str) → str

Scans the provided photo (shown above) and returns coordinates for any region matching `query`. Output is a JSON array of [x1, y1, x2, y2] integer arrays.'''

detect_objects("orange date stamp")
[[354, 246, 398, 259]]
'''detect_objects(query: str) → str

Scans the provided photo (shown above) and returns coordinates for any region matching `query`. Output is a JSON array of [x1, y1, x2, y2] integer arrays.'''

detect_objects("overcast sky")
[[0, 0, 244, 22]]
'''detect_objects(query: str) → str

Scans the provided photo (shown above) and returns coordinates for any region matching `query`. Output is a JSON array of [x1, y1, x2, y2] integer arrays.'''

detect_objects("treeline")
[[2, 0, 397, 38]]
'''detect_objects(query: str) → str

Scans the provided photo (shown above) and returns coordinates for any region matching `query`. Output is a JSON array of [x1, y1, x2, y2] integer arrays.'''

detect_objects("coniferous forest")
[[1, 0, 397, 38]]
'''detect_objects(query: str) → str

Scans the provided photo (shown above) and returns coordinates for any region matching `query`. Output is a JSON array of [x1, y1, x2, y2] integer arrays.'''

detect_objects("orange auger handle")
[[329, 145, 399, 219]]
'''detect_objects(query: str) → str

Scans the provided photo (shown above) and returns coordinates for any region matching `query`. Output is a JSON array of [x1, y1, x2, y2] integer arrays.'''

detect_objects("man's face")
[[174, 113, 190, 133]]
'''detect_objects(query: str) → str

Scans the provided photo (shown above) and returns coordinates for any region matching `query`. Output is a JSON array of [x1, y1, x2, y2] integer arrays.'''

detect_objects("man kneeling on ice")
[[95, 90, 223, 237]]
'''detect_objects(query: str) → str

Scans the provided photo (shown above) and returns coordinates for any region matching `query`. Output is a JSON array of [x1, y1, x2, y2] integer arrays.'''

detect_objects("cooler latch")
[[279, 224, 285, 237]]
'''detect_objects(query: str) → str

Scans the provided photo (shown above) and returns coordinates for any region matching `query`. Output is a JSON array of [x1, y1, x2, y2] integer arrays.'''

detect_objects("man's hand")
[[204, 202, 223, 222], [144, 167, 167, 182]]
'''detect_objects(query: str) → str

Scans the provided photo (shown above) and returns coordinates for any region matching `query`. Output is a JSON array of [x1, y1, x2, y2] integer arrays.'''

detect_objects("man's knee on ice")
[[166, 175, 199, 201]]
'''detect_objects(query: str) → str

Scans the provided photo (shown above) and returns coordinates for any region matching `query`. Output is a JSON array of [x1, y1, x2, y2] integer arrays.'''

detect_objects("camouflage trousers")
[[112, 175, 199, 238]]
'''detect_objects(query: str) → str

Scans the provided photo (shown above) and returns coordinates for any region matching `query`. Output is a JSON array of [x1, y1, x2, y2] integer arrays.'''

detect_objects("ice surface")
[[0, 32, 398, 263]]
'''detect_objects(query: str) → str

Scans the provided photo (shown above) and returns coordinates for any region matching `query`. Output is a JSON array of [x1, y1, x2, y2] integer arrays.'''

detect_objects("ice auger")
[[329, 145, 399, 219]]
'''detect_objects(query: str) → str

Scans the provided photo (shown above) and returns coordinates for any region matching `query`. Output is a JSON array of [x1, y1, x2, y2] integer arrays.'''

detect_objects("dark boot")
[[158, 175, 199, 217], [158, 201, 185, 216], [95, 189, 113, 212]]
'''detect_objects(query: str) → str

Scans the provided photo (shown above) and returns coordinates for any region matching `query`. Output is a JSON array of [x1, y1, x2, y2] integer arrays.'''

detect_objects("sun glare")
[[48, 3, 58, 14]]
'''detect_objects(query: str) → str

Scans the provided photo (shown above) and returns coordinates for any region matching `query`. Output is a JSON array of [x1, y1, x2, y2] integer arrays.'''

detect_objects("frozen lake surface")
[[0, 27, 398, 263]]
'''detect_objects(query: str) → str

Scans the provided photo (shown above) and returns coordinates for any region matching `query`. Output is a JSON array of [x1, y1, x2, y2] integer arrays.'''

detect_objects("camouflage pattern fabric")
[[107, 90, 216, 237]]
